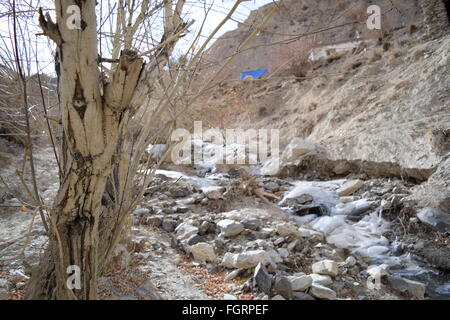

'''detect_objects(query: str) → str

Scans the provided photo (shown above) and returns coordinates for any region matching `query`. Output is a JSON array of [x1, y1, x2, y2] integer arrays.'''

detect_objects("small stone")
[[274, 237, 285, 246], [287, 240, 299, 252], [223, 294, 238, 300], [242, 218, 261, 231], [253, 262, 273, 294], [265, 182, 280, 192], [271, 295, 285, 300], [233, 250, 273, 269], [274, 276, 293, 300], [276, 223, 302, 238], [310, 284, 337, 300], [312, 260, 338, 277], [345, 256, 357, 267], [289, 275, 313, 292], [146, 215, 163, 227], [175, 206, 191, 213], [161, 219, 177, 232], [277, 248, 289, 259], [222, 253, 236, 268], [337, 180, 364, 196], [267, 249, 282, 264], [225, 269, 242, 281], [387, 276, 426, 300], [310, 274, 333, 286], [217, 219, 244, 237], [191, 243, 216, 263], [175, 223, 199, 241], [199, 221, 211, 235], [187, 234, 206, 246]]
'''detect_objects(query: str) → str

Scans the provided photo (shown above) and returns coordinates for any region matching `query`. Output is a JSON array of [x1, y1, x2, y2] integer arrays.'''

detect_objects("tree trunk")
[[26, 0, 144, 299]]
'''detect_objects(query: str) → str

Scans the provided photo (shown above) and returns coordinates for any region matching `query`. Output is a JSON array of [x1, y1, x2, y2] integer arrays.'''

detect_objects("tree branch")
[[103, 50, 145, 111], [38, 7, 62, 46]]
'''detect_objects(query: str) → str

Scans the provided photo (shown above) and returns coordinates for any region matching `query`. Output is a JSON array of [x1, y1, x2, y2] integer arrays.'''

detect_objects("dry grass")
[[179, 261, 253, 300]]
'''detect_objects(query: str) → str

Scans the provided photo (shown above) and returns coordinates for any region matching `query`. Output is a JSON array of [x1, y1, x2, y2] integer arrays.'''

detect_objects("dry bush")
[[0, 65, 56, 146], [269, 37, 316, 79]]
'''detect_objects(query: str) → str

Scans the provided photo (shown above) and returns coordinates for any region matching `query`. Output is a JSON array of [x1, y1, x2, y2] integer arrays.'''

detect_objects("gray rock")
[[310, 274, 333, 286], [224, 250, 273, 269], [242, 218, 262, 231], [417, 207, 450, 233], [289, 275, 313, 292], [146, 215, 163, 227], [387, 276, 426, 300], [191, 243, 216, 263], [274, 276, 293, 300], [137, 280, 162, 300], [225, 269, 242, 281], [162, 219, 177, 232], [171, 187, 192, 198], [175, 223, 199, 240], [187, 234, 206, 246], [199, 221, 212, 235], [175, 206, 191, 213], [217, 219, 244, 237], [265, 182, 280, 192], [253, 262, 273, 294], [310, 284, 336, 300], [292, 292, 315, 300]]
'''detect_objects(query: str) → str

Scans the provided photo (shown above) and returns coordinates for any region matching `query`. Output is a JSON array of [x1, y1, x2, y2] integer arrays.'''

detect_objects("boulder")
[[387, 276, 426, 300], [310, 274, 333, 286], [289, 275, 313, 292], [310, 284, 337, 300], [311, 260, 339, 277], [224, 250, 273, 269], [274, 276, 293, 300], [217, 219, 244, 237], [191, 243, 216, 263], [175, 223, 199, 241], [417, 207, 450, 233], [253, 262, 273, 294]]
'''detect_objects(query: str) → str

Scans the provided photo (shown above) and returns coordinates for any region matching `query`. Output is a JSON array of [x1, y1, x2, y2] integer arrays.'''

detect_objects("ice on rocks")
[[310, 211, 391, 259]]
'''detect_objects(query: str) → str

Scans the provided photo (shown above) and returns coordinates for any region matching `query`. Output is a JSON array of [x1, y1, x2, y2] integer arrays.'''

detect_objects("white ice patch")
[[310, 211, 391, 259], [279, 180, 344, 213]]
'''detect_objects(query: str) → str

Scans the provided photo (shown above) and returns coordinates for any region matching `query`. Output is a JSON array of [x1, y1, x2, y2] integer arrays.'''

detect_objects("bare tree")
[[18, 0, 254, 300]]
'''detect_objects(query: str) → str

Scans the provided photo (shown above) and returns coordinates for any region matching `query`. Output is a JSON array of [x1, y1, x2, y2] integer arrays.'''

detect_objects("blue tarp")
[[240, 68, 268, 80]]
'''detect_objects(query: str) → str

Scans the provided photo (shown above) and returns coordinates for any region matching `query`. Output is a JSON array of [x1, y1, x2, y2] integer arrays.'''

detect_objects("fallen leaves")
[[179, 260, 253, 300]]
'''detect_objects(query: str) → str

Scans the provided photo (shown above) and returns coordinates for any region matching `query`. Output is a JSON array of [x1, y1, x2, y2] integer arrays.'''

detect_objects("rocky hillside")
[[195, 0, 450, 213]]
